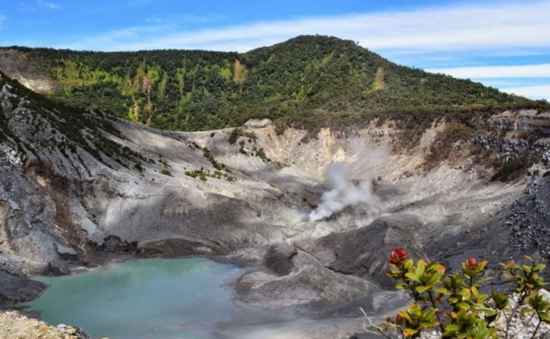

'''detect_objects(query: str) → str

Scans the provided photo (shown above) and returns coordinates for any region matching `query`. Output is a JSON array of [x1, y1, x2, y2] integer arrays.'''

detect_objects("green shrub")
[[368, 248, 550, 338], [185, 168, 235, 182], [159, 159, 172, 176], [202, 147, 227, 171], [185, 169, 208, 181], [491, 156, 531, 182]]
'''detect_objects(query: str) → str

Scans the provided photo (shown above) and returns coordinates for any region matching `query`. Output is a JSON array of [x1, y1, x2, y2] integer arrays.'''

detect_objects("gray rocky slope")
[[2, 70, 550, 338]]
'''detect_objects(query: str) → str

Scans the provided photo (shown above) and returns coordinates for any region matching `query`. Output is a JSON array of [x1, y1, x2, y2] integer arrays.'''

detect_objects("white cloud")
[[60, 0, 550, 52], [426, 64, 550, 101], [145, 13, 226, 25], [427, 64, 550, 79], [64, 25, 175, 51], [504, 85, 550, 101], [37, 0, 61, 10]]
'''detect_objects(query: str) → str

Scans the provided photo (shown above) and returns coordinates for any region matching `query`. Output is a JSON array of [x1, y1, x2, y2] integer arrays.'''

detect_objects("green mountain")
[[0, 35, 545, 131]]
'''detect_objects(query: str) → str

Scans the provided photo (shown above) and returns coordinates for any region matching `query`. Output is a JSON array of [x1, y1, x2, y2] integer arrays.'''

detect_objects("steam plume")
[[308, 144, 388, 222]]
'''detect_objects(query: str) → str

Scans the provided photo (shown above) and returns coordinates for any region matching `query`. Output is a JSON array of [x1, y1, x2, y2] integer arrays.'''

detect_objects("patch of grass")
[[185, 168, 235, 182], [159, 158, 172, 176], [201, 146, 230, 172], [185, 169, 208, 181], [491, 155, 531, 182], [371, 66, 385, 91]]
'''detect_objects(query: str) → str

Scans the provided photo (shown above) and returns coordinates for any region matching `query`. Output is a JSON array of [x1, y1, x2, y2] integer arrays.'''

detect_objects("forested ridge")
[[1, 35, 546, 131]]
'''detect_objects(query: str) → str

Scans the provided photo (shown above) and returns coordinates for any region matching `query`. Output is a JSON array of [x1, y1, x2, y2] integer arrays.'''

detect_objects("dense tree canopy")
[[2, 36, 546, 131]]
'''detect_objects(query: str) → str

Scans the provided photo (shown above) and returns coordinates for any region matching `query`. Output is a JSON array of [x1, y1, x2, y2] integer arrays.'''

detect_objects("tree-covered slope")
[[0, 36, 545, 131]]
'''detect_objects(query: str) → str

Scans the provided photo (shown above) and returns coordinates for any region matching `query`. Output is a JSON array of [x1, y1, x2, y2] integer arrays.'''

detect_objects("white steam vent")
[[308, 143, 389, 222]]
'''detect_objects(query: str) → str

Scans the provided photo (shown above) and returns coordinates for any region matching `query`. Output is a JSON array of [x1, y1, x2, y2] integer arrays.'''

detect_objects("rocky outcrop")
[[508, 175, 550, 258], [236, 248, 408, 317], [490, 109, 550, 135], [0, 311, 89, 339], [298, 216, 422, 289], [263, 242, 297, 276], [0, 271, 45, 304], [0, 49, 56, 94]]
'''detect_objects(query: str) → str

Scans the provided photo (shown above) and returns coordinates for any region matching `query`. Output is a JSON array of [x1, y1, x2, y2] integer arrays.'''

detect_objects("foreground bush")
[[366, 248, 550, 338]]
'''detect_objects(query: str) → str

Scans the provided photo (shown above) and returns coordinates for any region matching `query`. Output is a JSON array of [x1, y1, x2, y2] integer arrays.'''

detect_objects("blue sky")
[[1, 0, 549, 100]]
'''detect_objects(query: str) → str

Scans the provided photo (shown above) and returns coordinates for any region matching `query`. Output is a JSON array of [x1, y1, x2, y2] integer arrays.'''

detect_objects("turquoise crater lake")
[[25, 258, 249, 339]]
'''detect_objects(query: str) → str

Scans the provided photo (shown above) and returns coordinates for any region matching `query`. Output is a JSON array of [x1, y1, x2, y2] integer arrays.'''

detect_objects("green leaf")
[[435, 287, 449, 296], [457, 302, 470, 311], [416, 259, 427, 277], [459, 288, 471, 300], [405, 272, 420, 282], [416, 285, 431, 293], [491, 291, 509, 310], [399, 310, 413, 323], [444, 323, 460, 336]]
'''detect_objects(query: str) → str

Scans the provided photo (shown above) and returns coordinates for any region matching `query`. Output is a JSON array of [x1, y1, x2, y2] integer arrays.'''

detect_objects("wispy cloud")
[[426, 64, 550, 101], [503, 85, 550, 101], [145, 13, 226, 25], [60, 0, 550, 52], [427, 64, 550, 79], [64, 25, 175, 51], [37, 0, 61, 10]]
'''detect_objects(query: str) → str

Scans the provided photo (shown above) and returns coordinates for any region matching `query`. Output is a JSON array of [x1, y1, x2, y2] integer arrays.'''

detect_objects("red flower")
[[465, 257, 478, 270], [389, 248, 408, 265]]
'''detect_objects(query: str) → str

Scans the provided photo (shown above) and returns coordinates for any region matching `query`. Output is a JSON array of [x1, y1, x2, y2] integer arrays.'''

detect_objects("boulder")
[[263, 242, 297, 276], [54, 243, 78, 260], [0, 270, 45, 304], [99, 235, 137, 253]]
